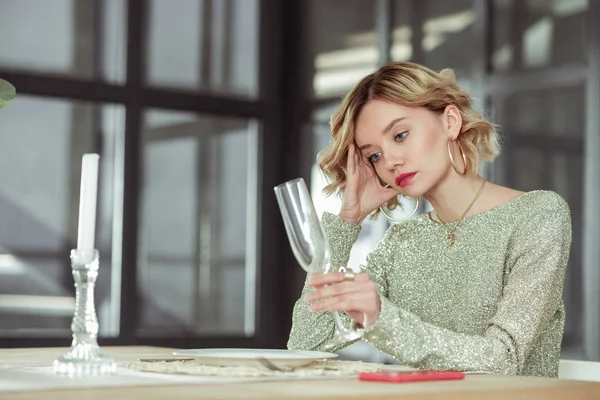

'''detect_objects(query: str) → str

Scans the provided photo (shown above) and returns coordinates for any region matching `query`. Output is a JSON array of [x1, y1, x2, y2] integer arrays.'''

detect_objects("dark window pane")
[[495, 86, 584, 138], [391, 0, 414, 62], [146, 0, 259, 97], [394, 1, 478, 76], [307, 0, 378, 98], [492, 0, 588, 72], [420, 0, 477, 74], [0, 0, 126, 83], [138, 110, 259, 336]]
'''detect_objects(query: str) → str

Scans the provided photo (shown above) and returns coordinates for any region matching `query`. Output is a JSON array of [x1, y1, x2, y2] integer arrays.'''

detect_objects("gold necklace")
[[435, 179, 486, 248]]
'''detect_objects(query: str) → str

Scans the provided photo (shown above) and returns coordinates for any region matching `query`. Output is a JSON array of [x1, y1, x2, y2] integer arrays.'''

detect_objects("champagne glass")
[[274, 178, 363, 349]]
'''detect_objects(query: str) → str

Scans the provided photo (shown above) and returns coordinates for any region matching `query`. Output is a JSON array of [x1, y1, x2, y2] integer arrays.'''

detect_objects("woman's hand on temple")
[[304, 272, 381, 328], [339, 143, 398, 224]]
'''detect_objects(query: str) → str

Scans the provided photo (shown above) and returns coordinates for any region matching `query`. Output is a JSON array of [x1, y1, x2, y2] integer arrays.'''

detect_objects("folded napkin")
[[128, 359, 383, 378]]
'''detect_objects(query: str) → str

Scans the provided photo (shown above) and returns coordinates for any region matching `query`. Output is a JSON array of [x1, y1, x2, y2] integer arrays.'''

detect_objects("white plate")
[[171, 348, 338, 368]]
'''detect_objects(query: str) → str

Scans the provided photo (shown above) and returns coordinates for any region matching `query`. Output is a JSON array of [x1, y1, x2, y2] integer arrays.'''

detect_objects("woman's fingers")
[[309, 289, 377, 312], [305, 274, 381, 326], [307, 272, 369, 287], [304, 279, 370, 303], [354, 143, 361, 175], [346, 143, 356, 176], [355, 150, 371, 175], [380, 185, 399, 202], [347, 143, 369, 174]]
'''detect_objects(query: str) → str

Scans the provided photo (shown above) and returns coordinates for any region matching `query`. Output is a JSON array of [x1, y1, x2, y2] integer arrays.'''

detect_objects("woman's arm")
[[287, 212, 393, 351], [360, 207, 571, 376]]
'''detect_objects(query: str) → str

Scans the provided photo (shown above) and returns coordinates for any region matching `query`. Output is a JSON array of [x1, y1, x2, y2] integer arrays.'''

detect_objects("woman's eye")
[[369, 153, 381, 163], [395, 131, 409, 141]]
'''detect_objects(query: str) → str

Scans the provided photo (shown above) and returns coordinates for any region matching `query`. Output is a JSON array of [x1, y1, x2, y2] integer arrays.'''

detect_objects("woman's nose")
[[384, 150, 404, 171]]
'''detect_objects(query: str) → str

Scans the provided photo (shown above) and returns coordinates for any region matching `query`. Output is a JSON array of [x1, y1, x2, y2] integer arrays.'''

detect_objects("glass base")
[[53, 344, 116, 376], [323, 329, 364, 350], [324, 310, 365, 350]]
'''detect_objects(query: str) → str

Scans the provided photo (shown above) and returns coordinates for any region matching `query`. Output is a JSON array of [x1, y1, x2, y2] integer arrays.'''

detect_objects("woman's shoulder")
[[506, 190, 572, 266], [482, 182, 570, 220], [512, 190, 571, 218], [506, 190, 572, 244]]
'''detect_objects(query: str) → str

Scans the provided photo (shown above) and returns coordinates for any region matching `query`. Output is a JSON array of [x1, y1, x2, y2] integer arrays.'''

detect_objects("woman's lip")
[[395, 172, 417, 188]]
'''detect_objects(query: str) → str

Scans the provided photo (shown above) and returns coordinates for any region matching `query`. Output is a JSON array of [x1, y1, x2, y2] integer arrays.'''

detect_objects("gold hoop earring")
[[379, 185, 420, 223], [448, 139, 468, 176]]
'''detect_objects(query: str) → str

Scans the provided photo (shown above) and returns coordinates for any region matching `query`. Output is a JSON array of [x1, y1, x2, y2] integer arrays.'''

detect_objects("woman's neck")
[[425, 172, 485, 223]]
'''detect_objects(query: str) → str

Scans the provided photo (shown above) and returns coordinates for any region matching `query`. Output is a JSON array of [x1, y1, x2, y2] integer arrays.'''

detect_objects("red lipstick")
[[395, 172, 417, 188]]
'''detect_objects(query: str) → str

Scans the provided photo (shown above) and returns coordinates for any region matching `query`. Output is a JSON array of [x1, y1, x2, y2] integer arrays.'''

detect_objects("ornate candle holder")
[[53, 249, 116, 376]]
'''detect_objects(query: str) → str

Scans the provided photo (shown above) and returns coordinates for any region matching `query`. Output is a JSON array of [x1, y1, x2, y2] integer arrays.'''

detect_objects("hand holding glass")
[[274, 178, 364, 349]]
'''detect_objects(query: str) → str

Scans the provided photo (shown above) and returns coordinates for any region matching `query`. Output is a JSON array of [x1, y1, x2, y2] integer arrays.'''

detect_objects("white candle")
[[76, 154, 100, 250]]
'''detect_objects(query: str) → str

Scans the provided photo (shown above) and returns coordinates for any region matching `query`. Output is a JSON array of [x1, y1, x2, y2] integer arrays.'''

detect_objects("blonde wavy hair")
[[318, 62, 500, 212]]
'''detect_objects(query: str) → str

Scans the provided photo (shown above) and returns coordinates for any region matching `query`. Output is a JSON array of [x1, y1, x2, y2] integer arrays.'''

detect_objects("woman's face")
[[354, 99, 461, 198]]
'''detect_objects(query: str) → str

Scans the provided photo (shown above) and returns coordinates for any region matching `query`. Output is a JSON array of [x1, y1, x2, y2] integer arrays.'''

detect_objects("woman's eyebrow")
[[359, 116, 408, 152], [381, 117, 407, 136]]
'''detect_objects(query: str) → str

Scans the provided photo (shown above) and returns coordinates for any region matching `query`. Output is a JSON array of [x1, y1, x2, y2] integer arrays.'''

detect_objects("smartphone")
[[359, 369, 465, 383]]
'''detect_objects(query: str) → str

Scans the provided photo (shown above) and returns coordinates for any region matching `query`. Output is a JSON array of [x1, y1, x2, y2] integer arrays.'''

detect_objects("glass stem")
[[332, 311, 350, 333], [324, 264, 364, 343]]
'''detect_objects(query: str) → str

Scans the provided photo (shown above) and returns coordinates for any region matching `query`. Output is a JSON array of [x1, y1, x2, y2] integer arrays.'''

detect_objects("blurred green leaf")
[[0, 78, 16, 109]]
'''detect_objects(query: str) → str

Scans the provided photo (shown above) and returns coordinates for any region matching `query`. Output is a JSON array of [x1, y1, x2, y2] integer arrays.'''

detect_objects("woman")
[[287, 62, 572, 378]]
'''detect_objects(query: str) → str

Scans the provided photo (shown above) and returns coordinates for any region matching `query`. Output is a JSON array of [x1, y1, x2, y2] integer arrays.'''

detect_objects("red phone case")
[[359, 370, 465, 383]]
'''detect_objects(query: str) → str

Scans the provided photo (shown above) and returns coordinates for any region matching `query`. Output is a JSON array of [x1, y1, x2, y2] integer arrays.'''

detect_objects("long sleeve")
[[362, 205, 572, 376], [287, 212, 394, 352]]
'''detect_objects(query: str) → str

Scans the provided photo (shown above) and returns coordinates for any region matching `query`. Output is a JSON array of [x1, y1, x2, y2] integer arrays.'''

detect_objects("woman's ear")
[[443, 105, 462, 140]]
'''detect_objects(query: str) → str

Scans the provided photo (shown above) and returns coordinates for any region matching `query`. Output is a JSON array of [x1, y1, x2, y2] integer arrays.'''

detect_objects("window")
[[138, 110, 259, 336], [0, 95, 123, 337]]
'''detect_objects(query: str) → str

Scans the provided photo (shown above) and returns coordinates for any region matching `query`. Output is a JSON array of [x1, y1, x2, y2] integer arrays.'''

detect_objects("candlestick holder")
[[53, 249, 116, 376]]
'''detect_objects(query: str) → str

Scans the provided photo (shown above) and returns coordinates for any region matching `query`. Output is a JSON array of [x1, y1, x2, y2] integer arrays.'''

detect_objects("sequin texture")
[[287, 191, 572, 378]]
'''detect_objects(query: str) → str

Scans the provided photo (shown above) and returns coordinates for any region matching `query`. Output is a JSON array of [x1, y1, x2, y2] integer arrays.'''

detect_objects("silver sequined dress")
[[288, 191, 572, 377]]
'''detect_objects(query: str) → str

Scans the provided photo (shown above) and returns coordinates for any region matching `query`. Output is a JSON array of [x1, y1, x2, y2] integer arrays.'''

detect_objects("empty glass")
[[274, 178, 363, 349]]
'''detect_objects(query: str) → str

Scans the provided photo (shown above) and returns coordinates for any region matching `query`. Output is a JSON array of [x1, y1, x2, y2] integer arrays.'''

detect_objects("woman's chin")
[[401, 186, 423, 200], [401, 178, 436, 199]]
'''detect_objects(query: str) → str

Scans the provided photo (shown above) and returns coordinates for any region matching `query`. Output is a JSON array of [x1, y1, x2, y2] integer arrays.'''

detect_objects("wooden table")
[[1, 346, 599, 399]]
